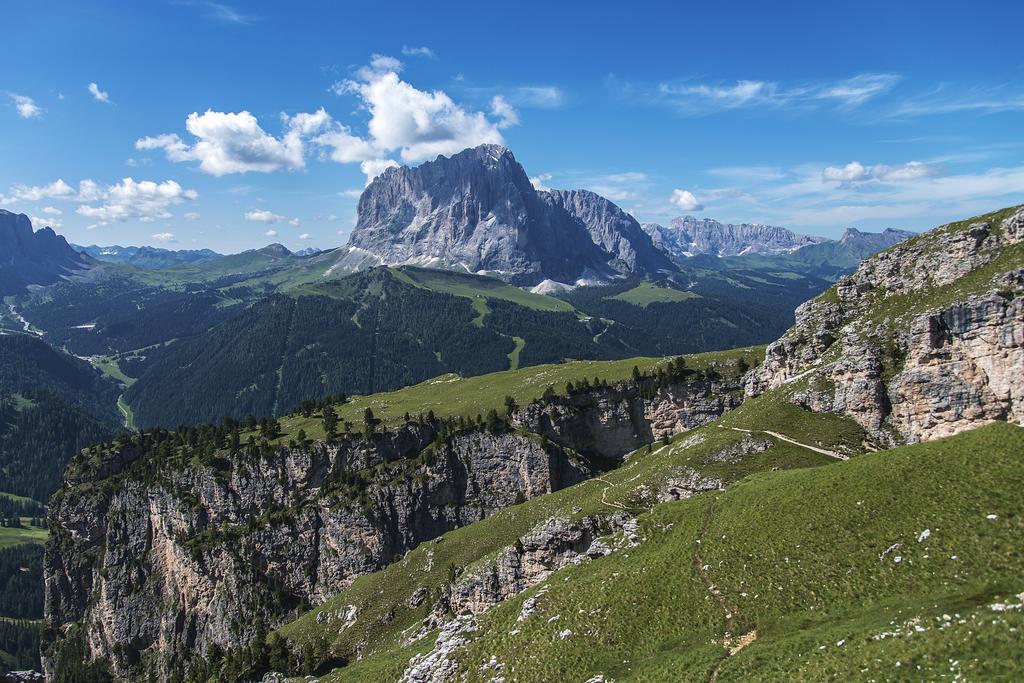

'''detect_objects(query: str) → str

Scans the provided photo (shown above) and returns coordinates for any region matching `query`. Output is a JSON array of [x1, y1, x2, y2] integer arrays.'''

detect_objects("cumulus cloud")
[[244, 209, 287, 223], [324, 55, 510, 181], [0, 177, 199, 227], [88, 82, 111, 103], [151, 232, 177, 243], [670, 189, 704, 212], [75, 178, 199, 225], [0, 179, 75, 203], [529, 173, 553, 191], [136, 109, 332, 175], [822, 160, 938, 184], [265, 229, 278, 237], [9, 93, 41, 118], [401, 45, 435, 58], [30, 214, 62, 229], [298, 233, 312, 240], [136, 56, 517, 184], [490, 95, 520, 128], [359, 159, 399, 184], [184, 212, 200, 221]]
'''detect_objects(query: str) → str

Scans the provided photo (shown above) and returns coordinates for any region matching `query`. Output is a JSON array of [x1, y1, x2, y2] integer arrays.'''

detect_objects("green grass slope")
[[279, 347, 764, 437], [390, 422, 1022, 682], [609, 281, 701, 307], [271, 390, 859, 678]]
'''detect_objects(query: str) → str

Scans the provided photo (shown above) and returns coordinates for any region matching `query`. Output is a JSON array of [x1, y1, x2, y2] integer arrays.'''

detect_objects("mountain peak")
[[347, 145, 670, 286], [645, 216, 826, 257], [259, 243, 292, 256], [0, 210, 88, 295]]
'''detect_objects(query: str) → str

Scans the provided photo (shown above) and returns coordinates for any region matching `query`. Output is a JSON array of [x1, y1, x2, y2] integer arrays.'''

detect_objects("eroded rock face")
[[341, 145, 674, 286], [746, 207, 1024, 444], [44, 371, 744, 679], [889, 291, 1024, 441], [515, 375, 743, 458]]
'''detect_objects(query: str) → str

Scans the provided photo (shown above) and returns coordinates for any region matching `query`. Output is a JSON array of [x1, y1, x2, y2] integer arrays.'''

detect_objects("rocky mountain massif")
[[43, 358, 749, 680], [324, 145, 675, 287], [0, 210, 90, 296]]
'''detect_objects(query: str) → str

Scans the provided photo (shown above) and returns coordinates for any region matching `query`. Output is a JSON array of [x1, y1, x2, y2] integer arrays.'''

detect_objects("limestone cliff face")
[[44, 369, 744, 679], [747, 206, 1024, 444]]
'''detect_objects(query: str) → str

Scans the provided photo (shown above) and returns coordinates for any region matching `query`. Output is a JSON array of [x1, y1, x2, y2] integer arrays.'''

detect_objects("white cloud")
[[42, 206, 62, 215], [660, 80, 773, 109], [814, 74, 902, 107], [298, 233, 312, 240], [530, 173, 553, 191], [360, 159, 399, 184], [652, 73, 900, 114], [30, 215, 62, 229], [75, 178, 199, 225], [288, 217, 300, 226], [822, 160, 938, 184], [265, 229, 278, 237], [670, 189, 704, 212], [490, 95, 519, 128], [151, 232, 177, 243], [886, 85, 1024, 118], [88, 82, 111, 103], [9, 93, 41, 119], [184, 212, 201, 221], [136, 109, 332, 175], [339, 188, 363, 198], [0, 179, 75, 203], [509, 86, 564, 108], [244, 209, 287, 223], [585, 172, 649, 201], [190, 1, 258, 24], [325, 55, 507, 173], [401, 45, 435, 58]]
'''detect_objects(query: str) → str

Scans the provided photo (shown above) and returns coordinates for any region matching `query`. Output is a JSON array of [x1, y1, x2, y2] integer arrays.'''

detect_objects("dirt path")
[[720, 425, 848, 461], [694, 496, 757, 682]]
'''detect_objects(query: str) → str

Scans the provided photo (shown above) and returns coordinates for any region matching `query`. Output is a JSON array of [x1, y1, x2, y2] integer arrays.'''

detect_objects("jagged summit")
[[642, 216, 828, 258], [0, 209, 89, 294], [335, 144, 675, 286]]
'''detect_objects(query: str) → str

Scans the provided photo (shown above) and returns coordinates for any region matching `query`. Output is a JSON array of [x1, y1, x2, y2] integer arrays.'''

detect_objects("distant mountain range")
[[642, 216, 828, 257], [322, 144, 676, 287], [0, 209, 89, 295], [643, 215, 914, 280], [72, 244, 221, 269]]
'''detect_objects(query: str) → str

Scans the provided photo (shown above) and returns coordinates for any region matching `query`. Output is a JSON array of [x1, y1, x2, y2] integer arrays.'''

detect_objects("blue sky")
[[1, 0, 1022, 252]]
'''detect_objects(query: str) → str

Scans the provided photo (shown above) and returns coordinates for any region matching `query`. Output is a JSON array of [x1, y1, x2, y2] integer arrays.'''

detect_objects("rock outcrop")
[[747, 205, 1024, 444], [44, 367, 745, 679], [330, 145, 675, 286]]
